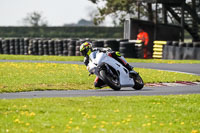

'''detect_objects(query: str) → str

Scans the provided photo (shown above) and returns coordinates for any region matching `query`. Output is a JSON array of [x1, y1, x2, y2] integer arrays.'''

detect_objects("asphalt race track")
[[0, 85, 200, 99], [0, 60, 200, 99]]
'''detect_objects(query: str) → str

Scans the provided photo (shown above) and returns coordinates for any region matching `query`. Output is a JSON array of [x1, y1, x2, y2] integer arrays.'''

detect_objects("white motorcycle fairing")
[[88, 51, 135, 87]]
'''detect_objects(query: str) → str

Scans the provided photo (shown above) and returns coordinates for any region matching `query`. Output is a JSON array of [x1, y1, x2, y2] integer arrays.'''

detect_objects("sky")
[[0, 0, 110, 26]]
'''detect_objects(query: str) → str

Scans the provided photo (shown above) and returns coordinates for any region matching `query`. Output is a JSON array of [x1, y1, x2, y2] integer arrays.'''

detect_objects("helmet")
[[80, 42, 92, 56]]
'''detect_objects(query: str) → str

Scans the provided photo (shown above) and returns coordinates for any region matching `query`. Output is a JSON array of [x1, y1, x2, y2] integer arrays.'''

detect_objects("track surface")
[[0, 60, 199, 99], [0, 85, 200, 99]]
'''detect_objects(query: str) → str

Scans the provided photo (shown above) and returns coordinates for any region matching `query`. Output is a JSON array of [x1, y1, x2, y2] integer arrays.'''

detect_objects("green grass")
[[1, 54, 200, 64], [0, 62, 200, 93], [0, 54, 84, 62], [0, 95, 199, 133]]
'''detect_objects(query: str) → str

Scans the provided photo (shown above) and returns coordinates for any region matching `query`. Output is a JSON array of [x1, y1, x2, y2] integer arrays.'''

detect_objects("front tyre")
[[99, 70, 121, 91], [133, 74, 144, 90]]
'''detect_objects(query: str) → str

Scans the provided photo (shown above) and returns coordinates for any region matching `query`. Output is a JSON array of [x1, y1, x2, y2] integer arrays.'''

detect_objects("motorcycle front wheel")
[[132, 74, 144, 90], [99, 70, 121, 91]]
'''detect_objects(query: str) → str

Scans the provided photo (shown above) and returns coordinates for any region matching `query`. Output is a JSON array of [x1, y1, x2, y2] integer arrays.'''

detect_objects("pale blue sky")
[[0, 0, 110, 26]]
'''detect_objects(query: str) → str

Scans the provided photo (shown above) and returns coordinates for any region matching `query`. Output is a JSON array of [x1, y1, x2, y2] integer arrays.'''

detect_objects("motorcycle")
[[87, 48, 144, 91]]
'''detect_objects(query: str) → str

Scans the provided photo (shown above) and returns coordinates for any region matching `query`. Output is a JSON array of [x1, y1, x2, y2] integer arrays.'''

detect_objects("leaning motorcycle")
[[87, 48, 144, 91]]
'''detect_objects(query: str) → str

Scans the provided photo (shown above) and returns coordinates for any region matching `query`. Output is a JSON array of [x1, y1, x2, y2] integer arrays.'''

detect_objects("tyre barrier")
[[68, 40, 76, 56], [0, 38, 3, 54], [162, 41, 200, 60], [92, 40, 104, 48], [15, 38, 20, 55], [32, 39, 39, 55], [20, 38, 24, 55], [133, 40, 144, 58], [57, 40, 63, 56], [2, 39, 9, 54], [119, 41, 135, 58], [153, 41, 167, 59], [104, 40, 119, 51], [9, 39, 15, 55], [0, 38, 153, 59], [63, 39, 68, 56], [75, 41, 81, 56], [38, 40, 44, 55], [24, 38, 29, 55]]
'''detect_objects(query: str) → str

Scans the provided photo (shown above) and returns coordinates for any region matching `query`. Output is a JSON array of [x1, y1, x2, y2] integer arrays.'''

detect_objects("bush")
[[0, 26, 123, 38]]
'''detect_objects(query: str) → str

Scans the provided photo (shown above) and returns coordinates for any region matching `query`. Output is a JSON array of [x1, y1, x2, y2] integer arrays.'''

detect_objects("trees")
[[89, 0, 147, 25], [22, 11, 48, 27]]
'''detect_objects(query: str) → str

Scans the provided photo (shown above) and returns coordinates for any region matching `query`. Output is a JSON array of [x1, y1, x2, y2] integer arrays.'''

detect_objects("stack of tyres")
[[92, 40, 104, 48], [28, 40, 33, 55], [20, 38, 24, 55], [32, 39, 39, 55], [24, 38, 29, 55], [119, 42, 135, 58], [15, 38, 20, 55], [68, 40, 76, 56], [38, 40, 44, 55], [63, 39, 68, 56], [75, 41, 81, 56], [43, 40, 49, 55], [104, 40, 119, 51], [2, 39, 9, 54], [135, 42, 143, 58], [57, 40, 63, 56], [9, 39, 15, 55], [0, 38, 2, 54], [54, 40, 59, 56], [48, 40, 55, 55]]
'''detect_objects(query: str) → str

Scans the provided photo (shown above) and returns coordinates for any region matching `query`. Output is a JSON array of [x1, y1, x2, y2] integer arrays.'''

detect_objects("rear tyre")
[[132, 74, 144, 90], [99, 70, 121, 91]]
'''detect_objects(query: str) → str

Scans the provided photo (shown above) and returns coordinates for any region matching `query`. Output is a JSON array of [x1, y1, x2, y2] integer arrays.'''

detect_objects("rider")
[[80, 41, 134, 88]]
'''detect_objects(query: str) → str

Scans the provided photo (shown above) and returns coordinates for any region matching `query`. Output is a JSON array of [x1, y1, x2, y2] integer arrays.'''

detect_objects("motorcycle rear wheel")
[[132, 74, 144, 90], [99, 70, 121, 91]]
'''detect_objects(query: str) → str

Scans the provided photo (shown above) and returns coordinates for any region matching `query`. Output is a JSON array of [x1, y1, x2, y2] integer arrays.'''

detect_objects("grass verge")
[[0, 95, 199, 133], [1, 54, 200, 64], [0, 62, 200, 93]]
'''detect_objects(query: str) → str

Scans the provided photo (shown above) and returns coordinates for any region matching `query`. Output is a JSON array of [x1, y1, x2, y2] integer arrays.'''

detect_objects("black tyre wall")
[[92, 40, 104, 48], [68, 40, 76, 56], [15, 38, 20, 55], [43, 40, 49, 55], [119, 42, 135, 58], [0, 39, 3, 54], [2, 39, 9, 54], [9, 39, 15, 55], [104, 40, 119, 51], [48, 40, 55, 55], [24, 38, 29, 55], [63, 39, 68, 56], [20, 38, 24, 55], [38, 40, 44, 55]]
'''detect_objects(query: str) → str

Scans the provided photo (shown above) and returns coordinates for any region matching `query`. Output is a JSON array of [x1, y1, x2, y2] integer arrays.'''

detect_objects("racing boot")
[[94, 77, 107, 89]]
